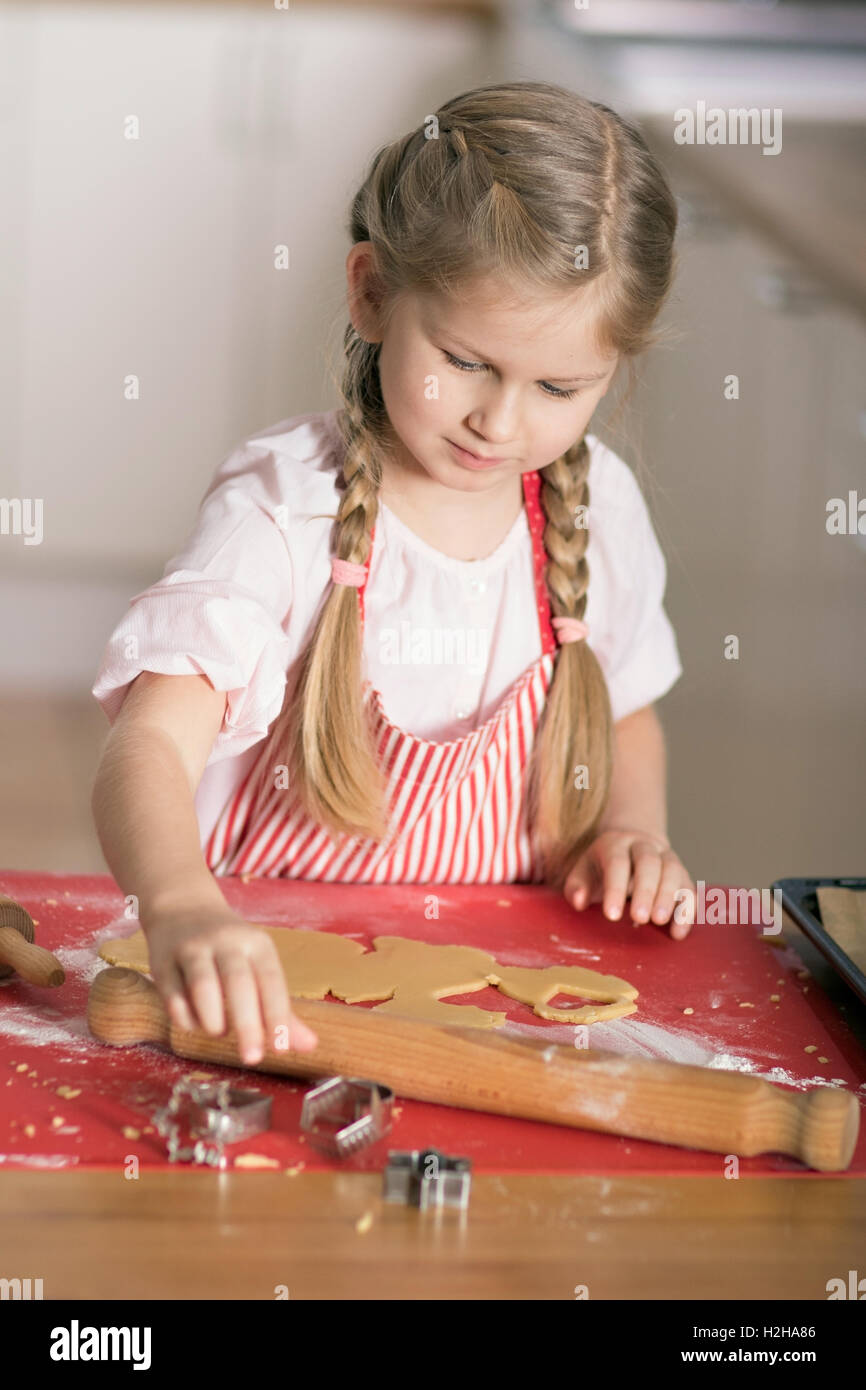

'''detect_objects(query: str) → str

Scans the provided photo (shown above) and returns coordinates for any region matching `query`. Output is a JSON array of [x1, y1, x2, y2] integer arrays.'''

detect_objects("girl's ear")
[[346, 242, 387, 343]]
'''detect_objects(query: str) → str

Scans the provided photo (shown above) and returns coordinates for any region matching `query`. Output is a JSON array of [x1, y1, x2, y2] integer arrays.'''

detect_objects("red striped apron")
[[204, 469, 559, 883]]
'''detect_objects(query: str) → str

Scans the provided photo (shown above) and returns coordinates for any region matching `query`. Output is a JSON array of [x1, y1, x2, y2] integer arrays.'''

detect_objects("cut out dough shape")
[[99, 927, 638, 1029]]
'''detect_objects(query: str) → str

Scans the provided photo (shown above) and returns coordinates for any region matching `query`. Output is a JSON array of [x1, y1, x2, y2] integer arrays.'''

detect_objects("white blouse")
[[92, 410, 683, 846]]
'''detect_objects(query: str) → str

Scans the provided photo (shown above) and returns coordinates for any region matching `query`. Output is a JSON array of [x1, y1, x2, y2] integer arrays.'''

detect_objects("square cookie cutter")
[[383, 1148, 472, 1210], [300, 1076, 394, 1159]]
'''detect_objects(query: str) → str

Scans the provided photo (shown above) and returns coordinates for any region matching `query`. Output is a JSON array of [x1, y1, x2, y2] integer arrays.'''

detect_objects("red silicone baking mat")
[[1, 871, 864, 1176]]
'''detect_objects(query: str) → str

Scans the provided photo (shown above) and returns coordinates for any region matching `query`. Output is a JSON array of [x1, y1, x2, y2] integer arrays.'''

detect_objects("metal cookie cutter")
[[383, 1148, 472, 1210], [300, 1076, 394, 1159], [153, 1078, 272, 1169]]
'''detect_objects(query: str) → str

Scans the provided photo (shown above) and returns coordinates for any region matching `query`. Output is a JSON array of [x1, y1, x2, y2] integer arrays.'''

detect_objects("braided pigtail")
[[245, 329, 390, 841], [526, 438, 614, 889]]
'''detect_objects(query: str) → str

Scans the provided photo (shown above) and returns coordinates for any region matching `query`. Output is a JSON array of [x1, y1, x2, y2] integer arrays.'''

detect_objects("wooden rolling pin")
[[0, 893, 65, 987], [87, 966, 860, 1171]]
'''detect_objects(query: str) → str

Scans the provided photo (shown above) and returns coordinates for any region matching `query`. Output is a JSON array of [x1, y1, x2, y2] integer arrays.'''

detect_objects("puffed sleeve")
[[585, 439, 683, 723], [91, 471, 294, 765]]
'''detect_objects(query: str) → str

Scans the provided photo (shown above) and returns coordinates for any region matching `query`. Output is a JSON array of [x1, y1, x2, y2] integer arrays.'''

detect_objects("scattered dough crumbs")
[[355, 1210, 374, 1235], [56, 1085, 81, 1099], [819, 1057, 829, 1064], [738, 1002, 755, 1009], [804, 1045, 818, 1054], [234, 1154, 280, 1169], [51, 1116, 65, 1128], [24, 1124, 36, 1137], [682, 1007, 694, 1015], [284, 1163, 306, 1177], [122, 1127, 140, 1140], [15, 1064, 28, 1073], [770, 994, 780, 1002]]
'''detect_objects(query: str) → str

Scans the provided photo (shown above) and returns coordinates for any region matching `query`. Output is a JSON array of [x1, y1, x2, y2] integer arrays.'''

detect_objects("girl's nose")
[[467, 398, 519, 445]]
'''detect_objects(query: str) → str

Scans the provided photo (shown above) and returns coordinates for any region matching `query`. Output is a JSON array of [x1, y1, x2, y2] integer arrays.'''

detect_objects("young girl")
[[91, 80, 696, 1066]]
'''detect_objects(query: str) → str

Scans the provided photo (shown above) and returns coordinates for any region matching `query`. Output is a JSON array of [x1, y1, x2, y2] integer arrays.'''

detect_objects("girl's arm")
[[565, 703, 696, 939], [90, 671, 317, 1059], [598, 703, 669, 844], [91, 671, 230, 921]]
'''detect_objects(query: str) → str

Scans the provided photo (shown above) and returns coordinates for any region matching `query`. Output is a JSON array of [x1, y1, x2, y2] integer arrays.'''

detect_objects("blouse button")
[[468, 577, 486, 597]]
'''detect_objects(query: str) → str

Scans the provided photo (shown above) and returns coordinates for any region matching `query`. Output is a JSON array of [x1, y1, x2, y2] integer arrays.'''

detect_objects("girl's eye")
[[443, 350, 484, 373], [541, 382, 579, 400], [442, 350, 580, 401]]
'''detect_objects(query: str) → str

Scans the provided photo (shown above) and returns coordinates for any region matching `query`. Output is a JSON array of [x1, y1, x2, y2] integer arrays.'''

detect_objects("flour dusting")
[[502, 1015, 853, 1092], [55, 946, 105, 985], [0, 1153, 80, 1169], [504, 1015, 717, 1065], [0, 1003, 99, 1056]]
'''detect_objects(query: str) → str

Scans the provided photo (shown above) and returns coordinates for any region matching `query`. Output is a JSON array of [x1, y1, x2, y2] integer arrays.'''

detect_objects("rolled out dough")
[[98, 926, 638, 1029]]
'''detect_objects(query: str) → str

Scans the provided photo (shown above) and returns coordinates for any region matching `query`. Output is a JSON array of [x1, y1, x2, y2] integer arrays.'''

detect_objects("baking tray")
[[774, 876, 866, 1006]]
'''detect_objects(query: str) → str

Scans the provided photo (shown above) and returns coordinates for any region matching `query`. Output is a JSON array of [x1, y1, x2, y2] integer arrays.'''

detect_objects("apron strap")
[[522, 470, 557, 657]]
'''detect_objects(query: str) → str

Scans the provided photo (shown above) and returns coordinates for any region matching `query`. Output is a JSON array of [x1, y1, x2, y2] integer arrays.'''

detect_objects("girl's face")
[[348, 246, 619, 494]]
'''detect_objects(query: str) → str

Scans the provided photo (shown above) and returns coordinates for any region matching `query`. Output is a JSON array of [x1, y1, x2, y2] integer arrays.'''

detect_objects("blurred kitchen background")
[[1, 0, 864, 891]]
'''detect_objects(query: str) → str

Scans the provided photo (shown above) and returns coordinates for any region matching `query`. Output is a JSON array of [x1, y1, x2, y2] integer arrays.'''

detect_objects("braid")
[[245, 330, 389, 841], [539, 440, 591, 623], [527, 438, 614, 888], [332, 332, 382, 567], [445, 125, 469, 158]]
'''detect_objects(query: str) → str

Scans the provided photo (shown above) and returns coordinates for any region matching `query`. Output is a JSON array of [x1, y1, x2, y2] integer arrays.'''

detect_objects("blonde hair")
[[248, 80, 678, 887]]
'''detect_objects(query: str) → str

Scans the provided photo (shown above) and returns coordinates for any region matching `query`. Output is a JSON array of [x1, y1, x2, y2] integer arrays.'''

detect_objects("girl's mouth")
[[446, 439, 509, 470]]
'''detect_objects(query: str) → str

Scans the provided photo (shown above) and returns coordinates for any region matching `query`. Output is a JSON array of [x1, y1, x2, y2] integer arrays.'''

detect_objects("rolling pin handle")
[[0, 924, 65, 987], [87, 966, 170, 1047], [799, 1085, 860, 1173]]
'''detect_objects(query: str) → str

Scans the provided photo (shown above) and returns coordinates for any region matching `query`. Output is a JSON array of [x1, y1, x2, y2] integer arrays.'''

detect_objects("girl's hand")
[[142, 904, 319, 1065], [564, 827, 696, 941]]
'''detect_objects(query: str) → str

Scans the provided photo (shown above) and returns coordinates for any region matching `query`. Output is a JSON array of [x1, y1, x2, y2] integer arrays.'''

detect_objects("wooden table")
[[2, 1169, 864, 1300]]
